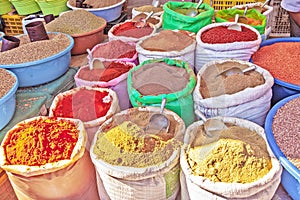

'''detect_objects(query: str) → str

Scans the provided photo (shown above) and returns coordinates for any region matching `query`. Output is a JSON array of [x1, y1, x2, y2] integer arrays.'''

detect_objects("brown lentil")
[[0, 33, 70, 65], [0, 68, 16, 99], [46, 10, 106, 35], [272, 97, 300, 169], [69, 0, 121, 8]]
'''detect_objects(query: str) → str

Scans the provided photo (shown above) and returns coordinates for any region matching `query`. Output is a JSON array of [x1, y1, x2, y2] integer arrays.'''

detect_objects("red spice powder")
[[112, 21, 154, 38], [3, 117, 79, 166], [53, 88, 112, 122], [92, 40, 136, 59], [201, 26, 258, 44], [252, 42, 300, 86], [78, 61, 133, 82]]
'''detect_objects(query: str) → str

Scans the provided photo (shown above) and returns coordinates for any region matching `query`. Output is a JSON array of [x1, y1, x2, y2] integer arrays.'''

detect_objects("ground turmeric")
[[186, 126, 272, 183]]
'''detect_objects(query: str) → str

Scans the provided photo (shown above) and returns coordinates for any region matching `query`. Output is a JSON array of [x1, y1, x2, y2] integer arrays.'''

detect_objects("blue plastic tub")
[[265, 93, 300, 200], [0, 32, 74, 87], [0, 31, 4, 41], [252, 37, 300, 105], [67, 0, 125, 22], [0, 69, 19, 130]]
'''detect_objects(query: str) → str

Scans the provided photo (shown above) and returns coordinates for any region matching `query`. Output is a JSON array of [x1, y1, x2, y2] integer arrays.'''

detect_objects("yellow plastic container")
[[9, 0, 41, 15], [35, 0, 70, 16], [0, 0, 13, 15], [203, 0, 266, 10], [2, 14, 25, 36]]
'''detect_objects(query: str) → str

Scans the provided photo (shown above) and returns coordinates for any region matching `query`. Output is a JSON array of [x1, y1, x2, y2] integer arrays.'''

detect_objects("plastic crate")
[[2, 14, 25, 36], [203, 0, 266, 10], [269, 0, 290, 38]]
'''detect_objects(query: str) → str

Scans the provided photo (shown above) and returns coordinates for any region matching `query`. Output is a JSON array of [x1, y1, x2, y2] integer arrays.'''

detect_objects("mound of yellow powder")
[[186, 126, 272, 183], [93, 121, 179, 167]]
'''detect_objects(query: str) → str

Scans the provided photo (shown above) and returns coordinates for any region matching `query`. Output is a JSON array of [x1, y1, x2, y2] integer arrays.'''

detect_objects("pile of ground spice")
[[78, 61, 133, 82], [0, 68, 16, 99], [272, 97, 300, 169], [0, 33, 70, 65], [186, 125, 272, 183], [201, 26, 258, 44], [3, 117, 79, 166], [132, 62, 190, 95], [134, 5, 163, 13], [92, 40, 136, 59], [252, 42, 300, 86], [140, 30, 194, 52], [132, 13, 160, 26], [46, 10, 106, 35], [93, 121, 179, 167], [112, 21, 154, 38], [69, 0, 121, 8], [52, 88, 112, 122], [200, 61, 265, 98]]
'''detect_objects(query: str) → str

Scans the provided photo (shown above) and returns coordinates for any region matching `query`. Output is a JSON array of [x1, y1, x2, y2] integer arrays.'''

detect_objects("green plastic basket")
[[0, 0, 13, 15], [9, 0, 41, 15], [35, 0, 69, 16]]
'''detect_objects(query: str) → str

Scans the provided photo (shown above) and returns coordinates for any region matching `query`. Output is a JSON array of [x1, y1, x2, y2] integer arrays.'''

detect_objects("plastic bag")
[[127, 58, 197, 126], [162, 1, 214, 33], [215, 8, 267, 34]]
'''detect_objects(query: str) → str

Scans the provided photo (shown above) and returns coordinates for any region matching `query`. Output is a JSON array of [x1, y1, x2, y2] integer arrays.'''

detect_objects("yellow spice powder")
[[93, 121, 178, 167], [187, 127, 272, 183]]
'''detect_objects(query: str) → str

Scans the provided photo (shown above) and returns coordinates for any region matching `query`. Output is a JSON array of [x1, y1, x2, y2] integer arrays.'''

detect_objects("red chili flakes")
[[201, 26, 258, 44], [252, 42, 300, 86], [53, 88, 112, 122], [3, 117, 79, 166]]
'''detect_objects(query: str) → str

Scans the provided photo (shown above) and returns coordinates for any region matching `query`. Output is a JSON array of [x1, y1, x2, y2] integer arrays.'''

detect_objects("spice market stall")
[[0, 0, 298, 199]]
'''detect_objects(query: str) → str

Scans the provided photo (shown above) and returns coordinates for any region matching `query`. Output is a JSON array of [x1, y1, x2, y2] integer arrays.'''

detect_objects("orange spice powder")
[[3, 117, 79, 166]]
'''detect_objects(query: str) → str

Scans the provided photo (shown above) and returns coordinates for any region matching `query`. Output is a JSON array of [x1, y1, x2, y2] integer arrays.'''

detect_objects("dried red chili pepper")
[[201, 26, 258, 44], [53, 88, 112, 122]]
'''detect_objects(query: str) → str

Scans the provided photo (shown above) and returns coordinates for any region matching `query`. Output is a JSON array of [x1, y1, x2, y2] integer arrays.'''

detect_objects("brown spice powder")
[[0, 68, 16, 99]]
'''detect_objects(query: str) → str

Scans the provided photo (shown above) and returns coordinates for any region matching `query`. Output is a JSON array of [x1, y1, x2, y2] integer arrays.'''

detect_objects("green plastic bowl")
[[0, 0, 13, 15], [9, 0, 41, 15], [35, 0, 70, 16]]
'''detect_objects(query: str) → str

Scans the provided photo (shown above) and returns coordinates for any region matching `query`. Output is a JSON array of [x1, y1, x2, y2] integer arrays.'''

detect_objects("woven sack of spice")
[[108, 20, 157, 44], [131, 14, 163, 29], [49, 86, 120, 144], [131, 5, 164, 18], [180, 117, 282, 200], [88, 40, 139, 65], [136, 30, 196, 70], [127, 58, 197, 126], [0, 116, 99, 200], [89, 106, 186, 200], [162, 1, 214, 34], [74, 61, 136, 111], [195, 22, 262, 73], [193, 59, 274, 126]]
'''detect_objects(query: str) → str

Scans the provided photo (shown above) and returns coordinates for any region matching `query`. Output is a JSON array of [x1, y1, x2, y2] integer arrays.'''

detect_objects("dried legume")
[[252, 42, 300, 86], [69, 0, 121, 8], [201, 26, 258, 44], [46, 10, 106, 35], [0, 68, 16, 99], [272, 97, 300, 169], [0, 33, 70, 65]]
